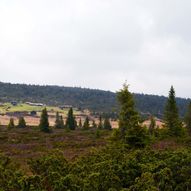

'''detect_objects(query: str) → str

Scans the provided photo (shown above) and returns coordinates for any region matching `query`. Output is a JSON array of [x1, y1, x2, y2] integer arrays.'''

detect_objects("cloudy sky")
[[0, 0, 191, 97]]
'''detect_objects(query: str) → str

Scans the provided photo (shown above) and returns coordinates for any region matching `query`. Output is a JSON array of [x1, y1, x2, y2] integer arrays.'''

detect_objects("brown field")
[[0, 114, 162, 129], [142, 119, 164, 128], [0, 113, 119, 128], [0, 127, 111, 173]]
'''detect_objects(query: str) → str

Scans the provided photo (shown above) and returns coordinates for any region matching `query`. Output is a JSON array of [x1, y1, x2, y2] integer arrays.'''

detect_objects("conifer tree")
[[65, 108, 76, 130], [17, 117, 26, 128], [117, 83, 140, 138], [164, 86, 183, 136], [117, 83, 147, 147], [54, 112, 64, 129], [78, 118, 82, 128], [39, 108, 50, 133], [149, 115, 156, 135], [103, 118, 112, 130], [83, 116, 90, 130], [185, 101, 191, 135], [97, 116, 103, 129], [92, 120, 97, 128], [8, 118, 15, 129], [60, 115, 65, 129], [55, 112, 60, 129]]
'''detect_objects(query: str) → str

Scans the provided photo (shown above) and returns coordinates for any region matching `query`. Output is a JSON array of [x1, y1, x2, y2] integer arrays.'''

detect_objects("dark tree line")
[[0, 82, 190, 116]]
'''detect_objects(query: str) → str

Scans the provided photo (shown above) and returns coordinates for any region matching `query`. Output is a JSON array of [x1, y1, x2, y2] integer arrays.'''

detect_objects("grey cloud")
[[0, 0, 191, 97]]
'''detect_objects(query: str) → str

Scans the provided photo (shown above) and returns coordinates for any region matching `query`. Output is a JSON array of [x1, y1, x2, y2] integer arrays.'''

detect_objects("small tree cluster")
[[8, 117, 27, 129]]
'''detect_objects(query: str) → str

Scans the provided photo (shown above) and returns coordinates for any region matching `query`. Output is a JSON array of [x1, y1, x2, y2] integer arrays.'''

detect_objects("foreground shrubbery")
[[0, 142, 191, 191]]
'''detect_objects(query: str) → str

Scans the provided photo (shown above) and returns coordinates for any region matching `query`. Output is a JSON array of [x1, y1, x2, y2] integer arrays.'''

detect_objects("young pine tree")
[[185, 101, 191, 135], [60, 115, 65, 129], [149, 115, 156, 135], [78, 118, 82, 128], [83, 116, 90, 130], [164, 86, 183, 136], [17, 116, 27, 128], [54, 112, 64, 129], [39, 108, 50, 133], [117, 83, 140, 138], [65, 108, 76, 130], [55, 112, 60, 129], [103, 118, 112, 130], [8, 118, 15, 129], [92, 120, 97, 129], [117, 83, 148, 147], [97, 116, 103, 129]]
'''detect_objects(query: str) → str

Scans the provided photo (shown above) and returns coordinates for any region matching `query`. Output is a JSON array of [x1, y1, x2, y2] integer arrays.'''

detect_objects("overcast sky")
[[0, 0, 191, 97]]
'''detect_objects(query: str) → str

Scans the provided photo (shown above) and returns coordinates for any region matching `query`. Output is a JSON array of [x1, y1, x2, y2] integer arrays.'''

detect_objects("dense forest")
[[0, 82, 190, 117]]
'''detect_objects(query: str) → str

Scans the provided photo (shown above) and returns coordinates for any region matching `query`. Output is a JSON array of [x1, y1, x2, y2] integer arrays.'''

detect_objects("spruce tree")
[[117, 83, 140, 138], [185, 101, 191, 135], [65, 108, 76, 130], [55, 112, 60, 129], [92, 120, 97, 128], [149, 115, 156, 135], [83, 116, 90, 130], [60, 115, 65, 129], [117, 83, 147, 147], [164, 86, 183, 136], [17, 117, 26, 128], [54, 112, 64, 129], [97, 116, 103, 129], [78, 118, 82, 128], [103, 118, 112, 130], [39, 108, 50, 133], [8, 118, 15, 129]]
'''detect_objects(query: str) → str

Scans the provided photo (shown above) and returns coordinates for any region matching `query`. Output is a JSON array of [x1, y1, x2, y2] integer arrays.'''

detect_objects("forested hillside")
[[0, 82, 190, 117]]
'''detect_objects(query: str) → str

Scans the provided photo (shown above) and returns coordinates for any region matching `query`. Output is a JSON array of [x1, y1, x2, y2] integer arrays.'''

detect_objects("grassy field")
[[0, 127, 111, 174], [0, 103, 81, 115]]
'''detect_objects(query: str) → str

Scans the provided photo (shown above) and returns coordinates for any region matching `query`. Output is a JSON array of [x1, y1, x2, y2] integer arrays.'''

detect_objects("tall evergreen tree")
[[185, 101, 191, 135], [164, 86, 183, 136], [8, 118, 15, 129], [17, 117, 26, 128], [103, 118, 112, 130], [117, 83, 140, 138], [65, 108, 76, 130], [117, 83, 147, 147], [39, 108, 50, 133], [83, 116, 90, 130]]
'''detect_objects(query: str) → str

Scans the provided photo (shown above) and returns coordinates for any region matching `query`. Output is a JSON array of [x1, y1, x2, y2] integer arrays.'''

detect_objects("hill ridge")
[[0, 82, 190, 117]]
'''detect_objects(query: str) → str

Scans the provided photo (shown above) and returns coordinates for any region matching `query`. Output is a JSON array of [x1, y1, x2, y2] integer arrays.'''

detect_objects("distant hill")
[[0, 82, 190, 117]]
